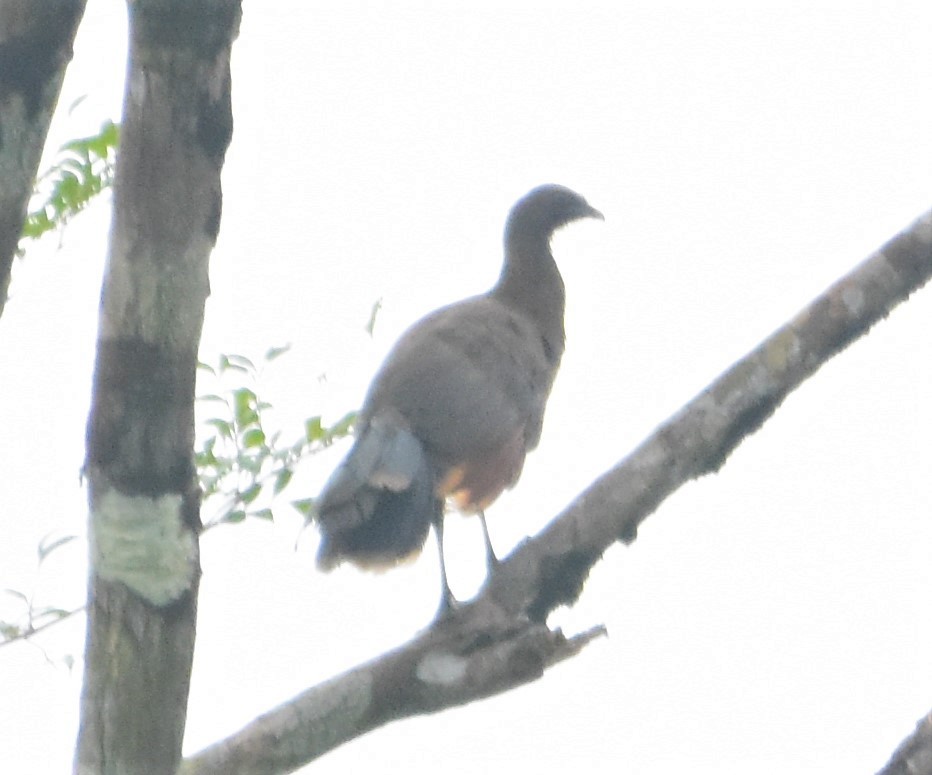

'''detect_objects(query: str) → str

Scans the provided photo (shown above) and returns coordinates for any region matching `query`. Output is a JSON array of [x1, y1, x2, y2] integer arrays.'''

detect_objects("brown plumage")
[[314, 184, 602, 612]]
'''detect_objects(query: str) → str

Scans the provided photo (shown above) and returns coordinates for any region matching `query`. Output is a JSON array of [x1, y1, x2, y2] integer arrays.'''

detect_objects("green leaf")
[[98, 119, 120, 147], [233, 387, 258, 427], [68, 94, 88, 115], [1, 621, 24, 640], [21, 210, 53, 240], [291, 498, 315, 519], [87, 120, 119, 157], [60, 156, 90, 177], [32, 606, 72, 622], [249, 508, 274, 521], [225, 510, 247, 524], [265, 344, 291, 361], [61, 120, 119, 156], [218, 354, 250, 374], [224, 353, 257, 372], [305, 416, 324, 442], [37, 533, 77, 563], [242, 428, 266, 449], [327, 411, 357, 440], [240, 483, 262, 505], [273, 467, 293, 494], [206, 418, 234, 440], [365, 297, 383, 337], [57, 171, 81, 204]]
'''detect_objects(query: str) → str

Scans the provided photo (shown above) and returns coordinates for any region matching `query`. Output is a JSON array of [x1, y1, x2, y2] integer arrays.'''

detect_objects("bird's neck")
[[493, 234, 566, 360]]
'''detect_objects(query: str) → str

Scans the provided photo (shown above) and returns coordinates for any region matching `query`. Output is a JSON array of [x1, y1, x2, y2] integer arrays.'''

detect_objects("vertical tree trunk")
[[0, 0, 87, 316], [76, 3, 240, 774]]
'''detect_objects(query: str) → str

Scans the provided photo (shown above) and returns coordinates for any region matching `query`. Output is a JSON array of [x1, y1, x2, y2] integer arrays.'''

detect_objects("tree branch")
[[182, 208, 932, 774], [183, 620, 606, 775], [876, 709, 932, 775], [0, 0, 87, 317], [0, 604, 85, 650], [486, 207, 932, 619]]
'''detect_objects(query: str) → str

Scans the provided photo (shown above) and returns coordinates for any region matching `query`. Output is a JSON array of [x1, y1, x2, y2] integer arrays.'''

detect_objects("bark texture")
[[877, 709, 932, 775], [76, 3, 240, 774], [0, 0, 87, 316], [183, 618, 605, 775], [181, 210, 931, 774]]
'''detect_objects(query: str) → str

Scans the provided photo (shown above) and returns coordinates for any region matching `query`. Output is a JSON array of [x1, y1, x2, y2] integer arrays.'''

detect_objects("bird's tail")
[[314, 418, 440, 571]]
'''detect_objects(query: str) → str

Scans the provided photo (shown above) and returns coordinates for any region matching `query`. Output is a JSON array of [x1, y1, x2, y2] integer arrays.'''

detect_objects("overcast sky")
[[1, 3, 931, 773]]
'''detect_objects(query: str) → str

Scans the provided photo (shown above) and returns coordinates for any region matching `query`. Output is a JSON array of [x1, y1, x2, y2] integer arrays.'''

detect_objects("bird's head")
[[504, 184, 603, 247]]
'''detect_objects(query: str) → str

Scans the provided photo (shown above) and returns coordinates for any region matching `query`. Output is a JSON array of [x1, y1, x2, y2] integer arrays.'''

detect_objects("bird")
[[313, 184, 603, 614]]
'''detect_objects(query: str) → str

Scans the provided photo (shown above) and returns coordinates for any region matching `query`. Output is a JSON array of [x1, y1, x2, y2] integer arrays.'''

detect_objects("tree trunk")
[[0, 0, 87, 317], [75, 3, 240, 774]]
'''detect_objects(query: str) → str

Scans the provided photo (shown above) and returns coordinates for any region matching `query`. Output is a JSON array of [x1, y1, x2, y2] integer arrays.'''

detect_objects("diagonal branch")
[[486, 207, 932, 619], [876, 708, 932, 775], [182, 208, 932, 775], [183, 618, 606, 775], [0, 0, 87, 317]]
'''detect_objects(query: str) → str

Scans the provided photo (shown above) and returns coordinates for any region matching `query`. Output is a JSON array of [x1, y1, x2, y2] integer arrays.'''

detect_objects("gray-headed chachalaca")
[[315, 184, 602, 612]]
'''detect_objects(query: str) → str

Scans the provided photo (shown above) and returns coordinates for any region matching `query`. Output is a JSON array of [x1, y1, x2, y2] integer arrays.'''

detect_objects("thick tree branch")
[[182, 209, 932, 775], [877, 709, 932, 775], [183, 619, 605, 775], [0, 0, 87, 317]]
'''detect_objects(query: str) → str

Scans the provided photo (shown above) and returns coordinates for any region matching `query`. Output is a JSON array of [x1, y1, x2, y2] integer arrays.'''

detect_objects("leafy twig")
[[196, 347, 355, 530], [18, 120, 120, 250]]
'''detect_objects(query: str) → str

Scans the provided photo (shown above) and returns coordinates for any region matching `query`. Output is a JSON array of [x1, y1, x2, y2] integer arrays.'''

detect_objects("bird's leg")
[[433, 512, 458, 618], [478, 509, 499, 575]]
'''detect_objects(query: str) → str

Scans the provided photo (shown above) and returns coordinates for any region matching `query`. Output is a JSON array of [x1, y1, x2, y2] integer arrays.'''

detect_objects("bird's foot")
[[434, 589, 461, 621]]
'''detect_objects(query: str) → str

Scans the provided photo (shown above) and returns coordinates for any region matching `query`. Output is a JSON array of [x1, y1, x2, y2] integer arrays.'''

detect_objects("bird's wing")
[[362, 295, 558, 469], [316, 415, 424, 529], [315, 416, 438, 569]]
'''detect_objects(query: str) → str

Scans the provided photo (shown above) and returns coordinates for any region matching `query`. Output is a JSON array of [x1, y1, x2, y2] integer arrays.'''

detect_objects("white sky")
[[1, 2, 931, 773]]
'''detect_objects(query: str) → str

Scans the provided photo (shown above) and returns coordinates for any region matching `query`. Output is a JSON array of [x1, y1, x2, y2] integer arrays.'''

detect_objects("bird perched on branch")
[[314, 184, 603, 613]]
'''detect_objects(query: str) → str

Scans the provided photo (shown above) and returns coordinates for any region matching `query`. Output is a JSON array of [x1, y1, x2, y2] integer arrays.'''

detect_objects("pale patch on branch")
[[90, 487, 197, 606]]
